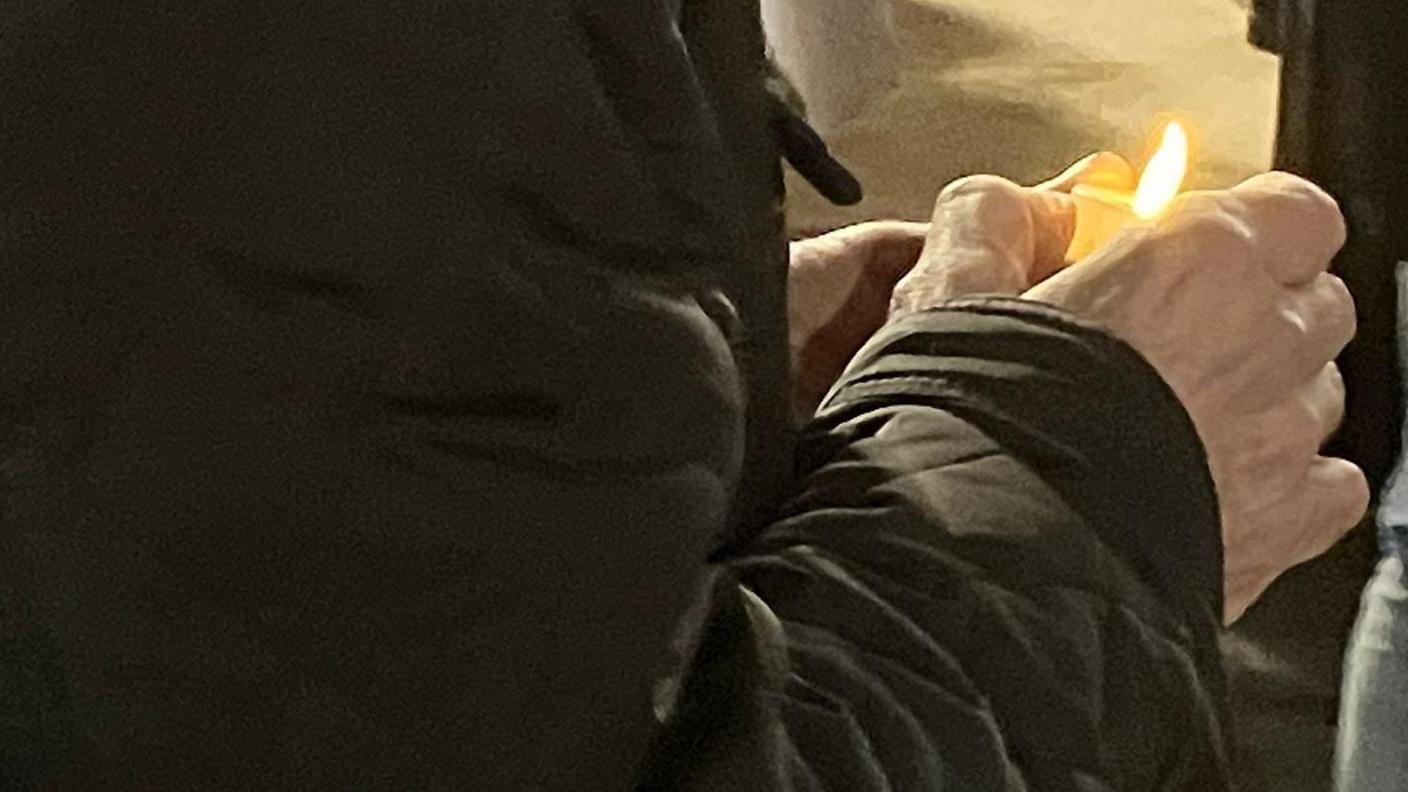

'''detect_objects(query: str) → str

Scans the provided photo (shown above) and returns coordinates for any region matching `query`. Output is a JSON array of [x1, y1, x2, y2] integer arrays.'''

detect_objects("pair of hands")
[[788, 153, 1133, 412], [788, 154, 1369, 624]]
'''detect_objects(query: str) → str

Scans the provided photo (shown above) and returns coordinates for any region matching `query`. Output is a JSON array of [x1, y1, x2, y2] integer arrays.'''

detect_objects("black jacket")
[[0, 2, 1230, 789]]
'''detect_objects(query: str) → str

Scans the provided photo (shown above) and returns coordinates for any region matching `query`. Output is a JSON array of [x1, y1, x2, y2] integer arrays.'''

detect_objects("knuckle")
[[1289, 317, 1324, 367], [1300, 185, 1348, 251], [1319, 458, 1371, 519], [1323, 362, 1347, 406], [1164, 202, 1255, 259], [1320, 271, 1353, 304], [1294, 401, 1328, 455], [1163, 188, 1214, 217], [1349, 466, 1372, 515], [1251, 170, 1319, 195], [1329, 467, 1372, 528], [934, 175, 1030, 231], [1295, 420, 1323, 460], [1318, 274, 1359, 346], [1323, 274, 1356, 319], [1245, 172, 1348, 251], [938, 174, 1020, 205]]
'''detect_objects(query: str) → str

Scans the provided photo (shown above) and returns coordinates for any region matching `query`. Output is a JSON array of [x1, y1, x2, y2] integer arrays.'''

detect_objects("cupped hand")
[[889, 153, 1135, 315], [1025, 171, 1370, 623], [789, 153, 1136, 420]]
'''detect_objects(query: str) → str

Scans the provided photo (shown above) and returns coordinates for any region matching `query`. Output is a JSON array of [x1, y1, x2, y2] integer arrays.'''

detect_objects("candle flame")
[[1131, 121, 1189, 220]]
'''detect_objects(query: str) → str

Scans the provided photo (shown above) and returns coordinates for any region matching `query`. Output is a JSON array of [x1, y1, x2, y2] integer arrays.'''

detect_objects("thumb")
[[1034, 151, 1138, 193], [891, 176, 1076, 315]]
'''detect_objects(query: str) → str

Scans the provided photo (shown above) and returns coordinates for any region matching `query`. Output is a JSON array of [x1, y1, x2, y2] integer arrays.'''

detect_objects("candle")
[[1066, 121, 1190, 261]]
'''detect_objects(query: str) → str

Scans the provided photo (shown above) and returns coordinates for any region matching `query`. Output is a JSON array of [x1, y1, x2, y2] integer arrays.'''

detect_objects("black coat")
[[0, 2, 1230, 788]]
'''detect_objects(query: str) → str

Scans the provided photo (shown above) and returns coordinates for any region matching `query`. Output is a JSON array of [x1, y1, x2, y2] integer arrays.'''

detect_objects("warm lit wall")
[[771, 0, 1280, 234]]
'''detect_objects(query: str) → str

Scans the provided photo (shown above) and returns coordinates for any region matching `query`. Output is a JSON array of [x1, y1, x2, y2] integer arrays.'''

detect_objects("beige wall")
[[776, 0, 1281, 235], [762, 0, 901, 133]]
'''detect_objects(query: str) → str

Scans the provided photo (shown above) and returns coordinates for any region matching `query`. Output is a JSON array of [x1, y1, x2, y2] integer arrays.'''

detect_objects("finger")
[[1211, 376, 1338, 516], [895, 177, 1078, 309], [842, 221, 931, 283], [1223, 456, 1370, 623], [1289, 456, 1371, 567], [808, 221, 929, 259], [1280, 272, 1357, 380], [1228, 171, 1348, 287], [1034, 152, 1137, 193], [848, 220, 932, 240], [915, 175, 1077, 295], [795, 221, 930, 294], [1305, 362, 1348, 444], [1027, 190, 1079, 278]]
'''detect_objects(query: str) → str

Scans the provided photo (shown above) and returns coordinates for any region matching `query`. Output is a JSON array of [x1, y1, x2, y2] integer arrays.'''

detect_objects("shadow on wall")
[[893, 0, 1023, 66], [762, 0, 901, 133]]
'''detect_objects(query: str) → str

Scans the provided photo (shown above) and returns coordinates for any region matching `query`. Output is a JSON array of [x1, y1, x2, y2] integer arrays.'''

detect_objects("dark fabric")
[[0, 2, 1230, 789], [1, 2, 770, 787], [763, 57, 863, 207], [1241, 10, 1408, 782], [1264, 0, 1408, 489], [642, 300, 1233, 791], [1248, 0, 1282, 54], [773, 110, 863, 207]]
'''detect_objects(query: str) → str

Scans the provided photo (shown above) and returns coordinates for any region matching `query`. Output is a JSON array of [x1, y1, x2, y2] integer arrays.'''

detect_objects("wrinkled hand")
[[1026, 172, 1369, 623], [889, 153, 1135, 314], [791, 154, 1133, 420], [789, 221, 928, 420]]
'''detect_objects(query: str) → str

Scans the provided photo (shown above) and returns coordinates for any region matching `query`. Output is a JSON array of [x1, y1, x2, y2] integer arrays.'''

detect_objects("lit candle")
[[1066, 121, 1190, 261]]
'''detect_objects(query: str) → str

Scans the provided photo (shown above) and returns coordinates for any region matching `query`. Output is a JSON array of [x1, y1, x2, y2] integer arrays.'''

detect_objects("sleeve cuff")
[[828, 296, 1225, 659]]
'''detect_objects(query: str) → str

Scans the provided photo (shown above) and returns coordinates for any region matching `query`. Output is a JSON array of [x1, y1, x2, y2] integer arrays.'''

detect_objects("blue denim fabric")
[[1336, 261, 1408, 792], [1336, 554, 1408, 791]]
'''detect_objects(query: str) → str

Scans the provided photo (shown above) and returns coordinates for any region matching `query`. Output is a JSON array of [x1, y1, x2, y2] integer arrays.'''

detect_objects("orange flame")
[[1131, 121, 1189, 220]]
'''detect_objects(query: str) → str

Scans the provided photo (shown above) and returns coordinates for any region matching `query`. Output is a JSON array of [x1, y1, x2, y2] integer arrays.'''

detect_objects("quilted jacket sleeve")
[[644, 299, 1233, 791]]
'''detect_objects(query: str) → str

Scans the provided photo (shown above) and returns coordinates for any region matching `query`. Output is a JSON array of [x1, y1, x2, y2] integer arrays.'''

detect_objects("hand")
[[889, 153, 1135, 315], [789, 154, 1135, 421], [789, 221, 928, 421], [1025, 171, 1369, 623]]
